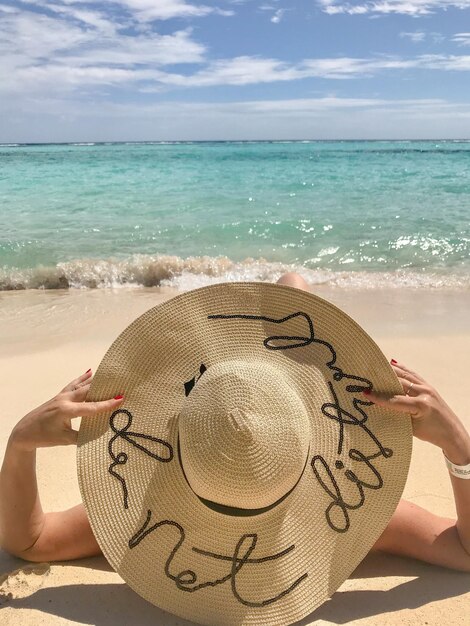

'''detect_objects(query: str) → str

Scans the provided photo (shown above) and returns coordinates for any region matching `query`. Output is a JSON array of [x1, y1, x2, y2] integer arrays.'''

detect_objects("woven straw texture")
[[77, 282, 412, 626]]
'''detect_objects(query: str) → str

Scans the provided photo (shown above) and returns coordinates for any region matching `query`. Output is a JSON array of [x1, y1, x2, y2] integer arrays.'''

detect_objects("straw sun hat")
[[78, 282, 412, 626]]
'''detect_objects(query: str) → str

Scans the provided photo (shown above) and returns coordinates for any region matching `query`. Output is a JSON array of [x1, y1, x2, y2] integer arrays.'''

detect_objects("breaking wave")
[[0, 255, 468, 291]]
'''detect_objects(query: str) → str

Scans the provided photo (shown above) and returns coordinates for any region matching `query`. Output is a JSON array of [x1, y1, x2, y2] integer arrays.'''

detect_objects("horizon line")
[[2, 138, 470, 145]]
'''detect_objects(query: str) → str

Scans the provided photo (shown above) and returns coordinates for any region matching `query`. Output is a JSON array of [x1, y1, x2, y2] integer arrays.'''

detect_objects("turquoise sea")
[[0, 140, 469, 290]]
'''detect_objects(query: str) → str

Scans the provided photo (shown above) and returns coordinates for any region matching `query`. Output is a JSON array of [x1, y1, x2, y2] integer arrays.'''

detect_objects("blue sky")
[[1, 0, 470, 140]]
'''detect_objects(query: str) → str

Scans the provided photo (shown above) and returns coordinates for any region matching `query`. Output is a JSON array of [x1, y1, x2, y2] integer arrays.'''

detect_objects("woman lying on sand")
[[1, 273, 469, 572]]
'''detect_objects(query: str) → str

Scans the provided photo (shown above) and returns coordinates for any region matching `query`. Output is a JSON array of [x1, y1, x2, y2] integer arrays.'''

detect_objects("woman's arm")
[[374, 499, 470, 572], [0, 370, 122, 561], [368, 360, 470, 571]]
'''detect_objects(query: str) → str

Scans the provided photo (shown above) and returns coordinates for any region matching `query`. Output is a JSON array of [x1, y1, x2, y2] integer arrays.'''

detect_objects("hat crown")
[[179, 359, 311, 510]]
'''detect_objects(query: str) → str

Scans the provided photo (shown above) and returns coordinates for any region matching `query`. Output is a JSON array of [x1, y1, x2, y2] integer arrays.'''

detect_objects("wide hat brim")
[[77, 282, 412, 626]]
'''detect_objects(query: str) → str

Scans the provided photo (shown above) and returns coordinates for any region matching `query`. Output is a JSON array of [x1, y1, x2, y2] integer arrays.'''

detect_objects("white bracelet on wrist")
[[443, 453, 470, 479]]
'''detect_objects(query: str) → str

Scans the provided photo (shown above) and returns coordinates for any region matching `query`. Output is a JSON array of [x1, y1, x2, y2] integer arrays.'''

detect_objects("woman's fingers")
[[364, 389, 418, 415], [396, 377, 426, 397], [58, 393, 124, 446], [393, 366, 422, 385], [75, 378, 92, 389], [71, 383, 91, 402], [62, 369, 93, 393], [391, 361, 426, 384], [75, 395, 125, 418], [62, 428, 79, 446]]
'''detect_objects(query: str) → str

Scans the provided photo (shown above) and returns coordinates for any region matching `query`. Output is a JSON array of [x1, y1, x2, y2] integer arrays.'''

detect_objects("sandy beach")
[[1, 286, 469, 625]]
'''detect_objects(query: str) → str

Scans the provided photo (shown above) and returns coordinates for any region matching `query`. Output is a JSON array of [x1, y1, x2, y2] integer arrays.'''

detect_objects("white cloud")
[[0, 11, 92, 60], [301, 56, 417, 77], [271, 8, 285, 22], [108, 0, 234, 21], [452, 32, 470, 46], [319, 0, 470, 16], [4, 20, 470, 98], [68, 29, 206, 66], [16, 0, 235, 21], [418, 53, 470, 69], [158, 56, 304, 86], [258, 3, 287, 23], [43, 3, 119, 35], [0, 8, 207, 94], [144, 54, 470, 87], [400, 31, 426, 42]]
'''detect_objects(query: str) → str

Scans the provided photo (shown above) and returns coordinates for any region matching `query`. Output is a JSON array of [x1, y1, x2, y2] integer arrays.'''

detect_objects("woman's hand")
[[364, 360, 470, 465], [9, 370, 124, 453]]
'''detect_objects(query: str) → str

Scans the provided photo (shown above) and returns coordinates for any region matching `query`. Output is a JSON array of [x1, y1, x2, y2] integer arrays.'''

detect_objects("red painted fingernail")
[[86, 368, 92, 373], [114, 395, 124, 400], [391, 359, 397, 365], [363, 389, 371, 395]]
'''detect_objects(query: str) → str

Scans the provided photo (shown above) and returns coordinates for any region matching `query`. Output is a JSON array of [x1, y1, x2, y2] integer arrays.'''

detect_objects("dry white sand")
[[1, 286, 469, 625]]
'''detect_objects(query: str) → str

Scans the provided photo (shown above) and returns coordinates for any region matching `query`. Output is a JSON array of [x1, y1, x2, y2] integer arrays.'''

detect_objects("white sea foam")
[[0, 255, 468, 291]]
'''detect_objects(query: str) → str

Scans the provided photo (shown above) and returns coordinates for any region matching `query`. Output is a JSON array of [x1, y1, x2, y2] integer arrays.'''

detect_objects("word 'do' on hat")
[[78, 282, 412, 626]]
